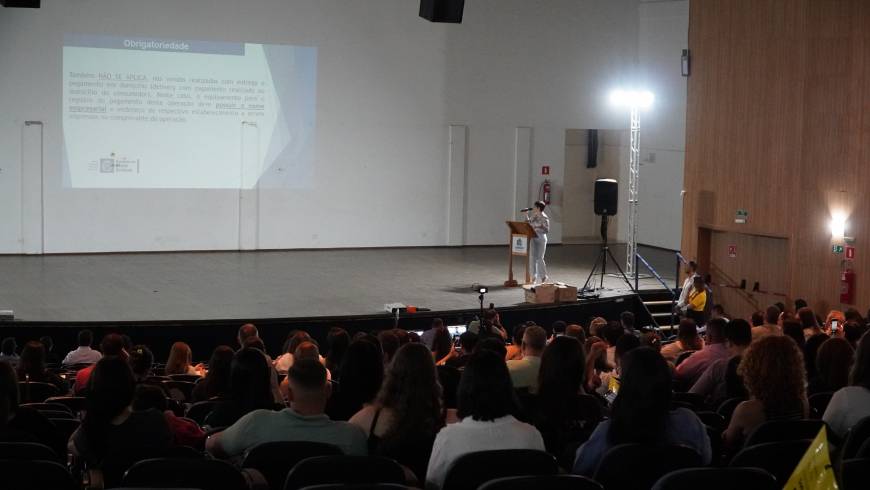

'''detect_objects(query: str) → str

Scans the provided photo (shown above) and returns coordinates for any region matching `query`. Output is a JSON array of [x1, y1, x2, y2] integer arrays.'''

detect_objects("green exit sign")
[[833, 245, 844, 254], [735, 209, 749, 224]]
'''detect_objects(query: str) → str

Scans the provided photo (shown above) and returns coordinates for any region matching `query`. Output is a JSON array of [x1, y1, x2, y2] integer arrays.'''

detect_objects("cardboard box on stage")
[[523, 283, 577, 304]]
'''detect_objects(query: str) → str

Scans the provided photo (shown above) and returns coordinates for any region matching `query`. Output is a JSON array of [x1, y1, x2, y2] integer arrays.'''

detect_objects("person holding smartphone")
[[825, 310, 846, 338]]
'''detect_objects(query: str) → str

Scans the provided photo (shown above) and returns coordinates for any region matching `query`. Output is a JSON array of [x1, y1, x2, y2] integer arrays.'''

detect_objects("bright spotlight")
[[609, 89, 655, 109]]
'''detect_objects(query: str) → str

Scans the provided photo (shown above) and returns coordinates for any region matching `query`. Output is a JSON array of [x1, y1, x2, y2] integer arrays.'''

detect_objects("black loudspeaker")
[[0, 0, 40, 7], [587, 129, 599, 168], [594, 179, 618, 216], [419, 0, 465, 23]]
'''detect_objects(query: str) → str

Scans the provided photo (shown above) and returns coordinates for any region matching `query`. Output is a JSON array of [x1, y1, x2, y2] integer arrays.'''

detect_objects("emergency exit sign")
[[833, 245, 844, 254]]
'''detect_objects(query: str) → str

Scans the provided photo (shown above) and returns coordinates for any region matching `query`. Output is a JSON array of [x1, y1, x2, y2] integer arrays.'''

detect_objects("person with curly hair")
[[723, 335, 808, 449]]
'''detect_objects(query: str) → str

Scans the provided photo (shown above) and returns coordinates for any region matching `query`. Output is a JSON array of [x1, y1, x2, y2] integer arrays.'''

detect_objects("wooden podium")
[[505, 221, 536, 287]]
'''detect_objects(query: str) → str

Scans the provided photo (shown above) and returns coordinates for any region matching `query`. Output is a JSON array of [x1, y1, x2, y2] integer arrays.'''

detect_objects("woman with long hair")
[[573, 347, 710, 475], [533, 336, 602, 463], [723, 335, 808, 449], [325, 327, 351, 376], [191, 345, 234, 402], [204, 347, 277, 427], [824, 332, 870, 439], [425, 350, 544, 489], [326, 338, 384, 421], [350, 343, 445, 481], [70, 358, 171, 466], [164, 342, 202, 376], [17, 341, 68, 393], [808, 337, 854, 395]]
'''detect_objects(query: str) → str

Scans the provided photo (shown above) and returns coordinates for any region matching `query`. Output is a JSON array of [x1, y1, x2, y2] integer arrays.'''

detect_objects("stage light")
[[478, 286, 488, 294], [609, 89, 654, 110], [830, 212, 847, 239]]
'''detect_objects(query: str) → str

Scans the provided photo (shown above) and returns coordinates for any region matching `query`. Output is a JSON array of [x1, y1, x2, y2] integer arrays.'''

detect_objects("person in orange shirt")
[[686, 276, 707, 327]]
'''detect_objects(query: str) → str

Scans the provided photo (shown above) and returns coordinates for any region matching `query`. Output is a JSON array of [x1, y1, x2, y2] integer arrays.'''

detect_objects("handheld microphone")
[[520, 207, 533, 212]]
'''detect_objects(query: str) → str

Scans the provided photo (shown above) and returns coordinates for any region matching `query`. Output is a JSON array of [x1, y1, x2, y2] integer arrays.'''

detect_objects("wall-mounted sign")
[[833, 245, 844, 254], [846, 246, 855, 260], [728, 245, 737, 258], [735, 209, 749, 224], [541, 165, 550, 176]]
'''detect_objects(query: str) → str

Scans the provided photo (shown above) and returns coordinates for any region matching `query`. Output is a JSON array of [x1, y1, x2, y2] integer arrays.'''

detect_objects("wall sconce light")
[[830, 213, 847, 240]]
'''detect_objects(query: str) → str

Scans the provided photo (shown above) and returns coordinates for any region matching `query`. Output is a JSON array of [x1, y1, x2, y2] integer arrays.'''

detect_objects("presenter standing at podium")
[[525, 200, 550, 284]]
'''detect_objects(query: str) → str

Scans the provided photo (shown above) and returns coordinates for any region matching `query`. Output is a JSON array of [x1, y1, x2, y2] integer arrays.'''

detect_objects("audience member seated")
[[133, 384, 205, 448], [751, 306, 783, 341], [192, 345, 234, 402], [619, 312, 636, 334], [675, 318, 730, 385], [280, 341, 332, 398], [723, 335, 808, 450], [431, 327, 453, 366], [204, 347, 280, 428], [325, 327, 351, 377], [533, 336, 601, 460], [425, 350, 545, 489], [444, 332, 477, 369], [824, 332, 870, 440], [475, 336, 508, 359], [326, 338, 384, 421], [640, 331, 663, 352], [597, 334, 640, 395], [420, 318, 445, 350], [62, 329, 102, 367], [507, 325, 547, 393], [807, 337, 853, 396], [274, 330, 313, 373], [505, 325, 525, 361], [75, 334, 127, 395], [469, 308, 508, 340], [823, 310, 846, 337], [70, 357, 172, 467], [164, 342, 203, 376], [39, 336, 60, 367], [804, 333, 830, 380], [710, 304, 729, 321], [128, 345, 155, 383], [588, 317, 607, 338], [378, 330, 400, 365], [572, 347, 711, 476], [797, 307, 823, 339], [602, 321, 625, 368], [565, 324, 586, 344], [782, 318, 806, 350], [0, 338, 19, 368], [350, 343, 444, 481], [207, 359, 367, 462], [690, 319, 752, 405], [661, 319, 703, 363], [0, 361, 63, 453], [844, 321, 867, 350], [17, 341, 69, 393]]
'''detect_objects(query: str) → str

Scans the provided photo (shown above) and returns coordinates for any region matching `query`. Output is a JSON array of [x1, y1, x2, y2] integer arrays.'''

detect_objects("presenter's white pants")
[[531, 235, 548, 283]]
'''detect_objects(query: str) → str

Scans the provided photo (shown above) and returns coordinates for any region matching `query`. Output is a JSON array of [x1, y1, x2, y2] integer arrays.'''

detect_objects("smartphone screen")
[[831, 320, 840, 332]]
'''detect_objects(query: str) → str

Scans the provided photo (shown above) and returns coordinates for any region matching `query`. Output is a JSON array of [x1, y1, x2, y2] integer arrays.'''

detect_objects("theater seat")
[[841, 415, 870, 460], [729, 439, 811, 484], [18, 381, 60, 403], [441, 449, 558, 490], [593, 444, 702, 490], [841, 458, 870, 490], [0, 459, 78, 490], [478, 474, 603, 490], [283, 455, 405, 490], [743, 420, 825, 448], [650, 467, 777, 490], [122, 457, 247, 490], [241, 440, 343, 490], [0, 441, 58, 461]]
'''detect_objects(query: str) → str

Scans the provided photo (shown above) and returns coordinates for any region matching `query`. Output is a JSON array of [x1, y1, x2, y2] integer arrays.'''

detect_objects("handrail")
[[634, 251, 679, 331], [636, 253, 676, 295], [707, 262, 762, 312]]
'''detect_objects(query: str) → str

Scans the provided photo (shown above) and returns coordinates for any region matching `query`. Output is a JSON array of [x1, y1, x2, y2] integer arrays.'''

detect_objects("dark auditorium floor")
[[0, 244, 676, 322]]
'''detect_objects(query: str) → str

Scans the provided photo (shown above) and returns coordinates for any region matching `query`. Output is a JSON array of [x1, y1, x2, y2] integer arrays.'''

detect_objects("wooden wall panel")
[[684, 0, 870, 316]]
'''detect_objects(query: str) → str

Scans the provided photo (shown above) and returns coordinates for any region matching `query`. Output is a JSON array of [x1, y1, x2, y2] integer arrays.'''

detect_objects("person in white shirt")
[[62, 330, 102, 366], [506, 326, 547, 393], [675, 261, 699, 313], [823, 332, 870, 440], [525, 201, 550, 284], [426, 350, 545, 490]]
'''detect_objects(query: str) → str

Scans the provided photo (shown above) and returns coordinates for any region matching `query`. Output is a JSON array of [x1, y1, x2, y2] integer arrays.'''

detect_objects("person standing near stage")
[[525, 200, 550, 284]]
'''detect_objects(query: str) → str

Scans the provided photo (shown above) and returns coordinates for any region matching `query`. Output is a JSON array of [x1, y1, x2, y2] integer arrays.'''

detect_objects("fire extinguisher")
[[540, 179, 551, 205], [841, 267, 856, 305]]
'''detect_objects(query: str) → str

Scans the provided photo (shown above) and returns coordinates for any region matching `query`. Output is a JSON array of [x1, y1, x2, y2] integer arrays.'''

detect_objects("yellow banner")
[[783, 426, 838, 490]]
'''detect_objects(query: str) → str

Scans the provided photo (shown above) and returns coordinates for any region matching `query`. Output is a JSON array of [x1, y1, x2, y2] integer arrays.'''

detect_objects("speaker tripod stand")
[[581, 215, 634, 293]]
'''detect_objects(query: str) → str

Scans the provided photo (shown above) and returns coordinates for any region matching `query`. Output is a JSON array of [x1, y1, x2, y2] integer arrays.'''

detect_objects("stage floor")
[[0, 244, 677, 322]]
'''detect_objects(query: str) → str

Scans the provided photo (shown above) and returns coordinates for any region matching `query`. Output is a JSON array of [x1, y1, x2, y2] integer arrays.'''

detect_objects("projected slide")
[[62, 34, 316, 189]]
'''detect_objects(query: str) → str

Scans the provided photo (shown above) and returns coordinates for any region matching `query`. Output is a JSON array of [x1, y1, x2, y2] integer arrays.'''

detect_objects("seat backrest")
[[241, 440, 343, 490], [295, 485, 409, 490], [808, 392, 834, 419], [650, 467, 778, 490], [38, 409, 76, 419], [842, 415, 870, 460], [100, 444, 202, 488], [284, 455, 405, 490], [841, 458, 870, 490], [743, 419, 824, 447], [18, 382, 61, 403], [593, 444, 702, 490], [729, 439, 812, 484], [716, 397, 746, 424], [48, 418, 81, 443], [0, 459, 78, 490], [437, 365, 461, 409], [168, 374, 203, 383], [185, 400, 220, 425], [672, 392, 707, 412], [44, 396, 87, 413], [0, 441, 58, 461], [478, 474, 603, 490], [675, 351, 695, 367], [441, 449, 558, 490], [161, 380, 196, 402], [694, 411, 725, 430], [122, 457, 248, 490], [20, 402, 73, 414]]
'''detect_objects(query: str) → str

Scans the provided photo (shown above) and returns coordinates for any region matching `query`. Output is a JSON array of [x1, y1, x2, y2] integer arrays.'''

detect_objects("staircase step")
[[643, 300, 674, 306], [651, 312, 673, 318]]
